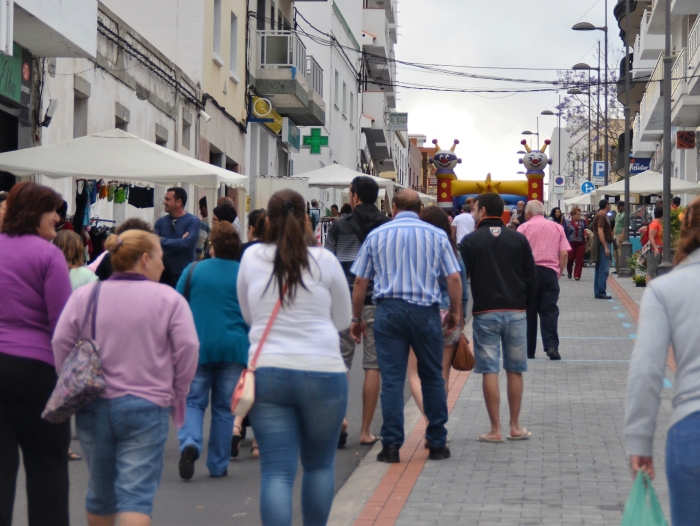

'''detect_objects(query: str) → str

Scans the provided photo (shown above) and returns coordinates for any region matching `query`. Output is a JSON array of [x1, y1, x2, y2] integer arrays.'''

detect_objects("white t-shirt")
[[452, 212, 475, 243], [237, 243, 351, 373]]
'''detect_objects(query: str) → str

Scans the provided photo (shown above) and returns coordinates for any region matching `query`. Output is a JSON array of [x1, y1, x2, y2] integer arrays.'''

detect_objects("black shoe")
[[567, 274, 572, 279], [376, 445, 400, 463], [546, 348, 561, 361], [428, 446, 451, 461], [527, 354, 535, 359], [596, 294, 612, 300], [179, 444, 198, 480], [231, 434, 242, 459]]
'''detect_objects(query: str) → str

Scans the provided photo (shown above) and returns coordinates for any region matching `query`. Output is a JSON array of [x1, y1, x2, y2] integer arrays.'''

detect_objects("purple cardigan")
[[0, 233, 72, 366]]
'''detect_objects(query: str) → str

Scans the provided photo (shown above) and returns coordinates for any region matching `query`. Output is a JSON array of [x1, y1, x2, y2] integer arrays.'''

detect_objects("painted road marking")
[[664, 379, 673, 389], [618, 313, 626, 318], [622, 323, 632, 328]]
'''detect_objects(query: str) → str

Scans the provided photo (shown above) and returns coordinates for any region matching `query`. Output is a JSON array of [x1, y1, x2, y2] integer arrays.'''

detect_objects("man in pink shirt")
[[518, 200, 571, 360]]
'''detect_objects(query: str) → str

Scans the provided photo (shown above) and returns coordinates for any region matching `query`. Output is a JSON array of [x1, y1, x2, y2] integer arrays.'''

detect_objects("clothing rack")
[[90, 218, 117, 224]]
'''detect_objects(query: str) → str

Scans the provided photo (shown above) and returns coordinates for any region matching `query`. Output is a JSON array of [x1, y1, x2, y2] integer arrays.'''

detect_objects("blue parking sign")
[[593, 161, 607, 183]]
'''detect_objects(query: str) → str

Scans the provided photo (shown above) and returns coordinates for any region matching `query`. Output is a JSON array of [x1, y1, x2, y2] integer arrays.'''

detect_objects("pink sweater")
[[0, 233, 72, 366], [52, 279, 200, 427]]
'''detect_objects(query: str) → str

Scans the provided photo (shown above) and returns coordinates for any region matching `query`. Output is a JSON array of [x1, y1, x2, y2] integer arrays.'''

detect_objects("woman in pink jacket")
[[52, 229, 199, 526]]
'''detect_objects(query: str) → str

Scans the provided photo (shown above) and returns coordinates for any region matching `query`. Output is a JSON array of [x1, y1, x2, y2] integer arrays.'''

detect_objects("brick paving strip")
[[353, 369, 472, 526]]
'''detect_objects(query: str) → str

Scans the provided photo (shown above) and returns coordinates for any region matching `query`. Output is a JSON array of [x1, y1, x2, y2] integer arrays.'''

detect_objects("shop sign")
[[427, 187, 437, 195], [677, 131, 696, 149], [428, 177, 438, 185], [388, 112, 408, 132], [282, 117, 300, 153], [0, 43, 32, 108], [629, 158, 651, 174]]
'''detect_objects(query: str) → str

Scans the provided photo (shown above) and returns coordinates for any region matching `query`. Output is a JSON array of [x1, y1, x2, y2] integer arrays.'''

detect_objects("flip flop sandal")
[[477, 435, 505, 443], [68, 450, 82, 461], [231, 434, 242, 458], [507, 429, 532, 441], [360, 435, 381, 446]]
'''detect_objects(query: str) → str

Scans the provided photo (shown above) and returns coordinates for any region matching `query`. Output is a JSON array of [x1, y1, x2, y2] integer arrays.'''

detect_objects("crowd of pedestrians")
[[2, 178, 699, 525]]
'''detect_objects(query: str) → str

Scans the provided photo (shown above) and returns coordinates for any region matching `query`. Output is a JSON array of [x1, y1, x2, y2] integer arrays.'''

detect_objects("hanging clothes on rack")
[[72, 180, 88, 231], [127, 185, 154, 209]]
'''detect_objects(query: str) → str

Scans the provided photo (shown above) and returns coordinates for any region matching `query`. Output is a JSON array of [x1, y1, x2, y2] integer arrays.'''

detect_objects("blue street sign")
[[581, 181, 595, 194], [593, 161, 607, 183]]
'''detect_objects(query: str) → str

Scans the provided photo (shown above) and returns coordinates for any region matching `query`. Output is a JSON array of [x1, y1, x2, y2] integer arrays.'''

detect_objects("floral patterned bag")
[[42, 282, 105, 424]]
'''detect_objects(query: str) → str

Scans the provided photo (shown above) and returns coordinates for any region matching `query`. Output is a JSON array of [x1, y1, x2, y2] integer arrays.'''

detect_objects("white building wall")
[[291, 0, 361, 176]]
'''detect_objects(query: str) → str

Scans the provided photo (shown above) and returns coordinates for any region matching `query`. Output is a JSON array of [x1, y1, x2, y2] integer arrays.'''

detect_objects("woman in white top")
[[237, 189, 351, 526]]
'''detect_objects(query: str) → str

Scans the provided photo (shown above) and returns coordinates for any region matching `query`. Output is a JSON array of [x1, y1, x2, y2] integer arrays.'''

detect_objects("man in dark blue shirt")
[[154, 187, 200, 280]]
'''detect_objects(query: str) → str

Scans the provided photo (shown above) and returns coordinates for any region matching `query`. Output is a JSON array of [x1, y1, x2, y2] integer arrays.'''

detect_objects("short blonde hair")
[[53, 230, 85, 267], [104, 230, 160, 272]]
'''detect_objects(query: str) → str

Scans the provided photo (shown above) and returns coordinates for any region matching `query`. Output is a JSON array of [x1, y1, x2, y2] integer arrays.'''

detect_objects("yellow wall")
[[202, 0, 248, 123]]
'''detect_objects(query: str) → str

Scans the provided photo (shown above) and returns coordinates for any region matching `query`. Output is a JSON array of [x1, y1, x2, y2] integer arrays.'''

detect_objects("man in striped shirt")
[[351, 189, 462, 463]]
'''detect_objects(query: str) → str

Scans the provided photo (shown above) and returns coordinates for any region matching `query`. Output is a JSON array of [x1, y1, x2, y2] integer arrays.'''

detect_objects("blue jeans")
[[666, 411, 700, 525], [593, 243, 610, 297], [249, 367, 347, 526], [177, 362, 244, 476], [473, 311, 528, 373], [373, 299, 448, 449], [76, 395, 170, 516]]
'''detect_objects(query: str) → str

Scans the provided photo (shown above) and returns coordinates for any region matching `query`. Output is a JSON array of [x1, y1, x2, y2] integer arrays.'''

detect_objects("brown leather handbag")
[[452, 334, 475, 371]]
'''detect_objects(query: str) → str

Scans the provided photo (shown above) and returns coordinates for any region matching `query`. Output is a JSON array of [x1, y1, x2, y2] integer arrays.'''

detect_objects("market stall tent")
[[292, 163, 392, 189], [563, 193, 595, 209], [0, 129, 248, 227], [594, 170, 700, 196]]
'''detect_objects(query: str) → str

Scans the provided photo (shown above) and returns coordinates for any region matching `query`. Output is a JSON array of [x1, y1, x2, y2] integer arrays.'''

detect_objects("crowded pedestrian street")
[[10, 268, 673, 525]]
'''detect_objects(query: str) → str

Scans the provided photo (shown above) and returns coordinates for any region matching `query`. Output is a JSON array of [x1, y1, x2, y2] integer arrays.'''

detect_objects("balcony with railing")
[[617, 53, 646, 113], [251, 30, 325, 126], [632, 113, 657, 156], [671, 47, 700, 127], [615, 0, 653, 47], [638, 8, 665, 60], [687, 14, 700, 95], [639, 52, 665, 139]]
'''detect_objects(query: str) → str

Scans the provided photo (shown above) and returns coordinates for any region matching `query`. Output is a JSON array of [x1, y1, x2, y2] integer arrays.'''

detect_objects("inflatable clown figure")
[[429, 139, 461, 209], [519, 139, 552, 202]]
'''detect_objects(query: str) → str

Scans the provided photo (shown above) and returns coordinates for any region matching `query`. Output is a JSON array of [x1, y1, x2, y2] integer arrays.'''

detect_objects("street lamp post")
[[573, 0, 609, 185], [572, 63, 601, 182], [567, 87, 593, 183], [541, 100, 563, 205], [521, 129, 539, 149], [658, 0, 673, 275], [618, 0, 633, 279]]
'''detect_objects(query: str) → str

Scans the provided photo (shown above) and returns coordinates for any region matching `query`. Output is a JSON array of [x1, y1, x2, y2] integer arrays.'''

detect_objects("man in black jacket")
[[458, 193, 536, 443], [325, 176, 390, 447]]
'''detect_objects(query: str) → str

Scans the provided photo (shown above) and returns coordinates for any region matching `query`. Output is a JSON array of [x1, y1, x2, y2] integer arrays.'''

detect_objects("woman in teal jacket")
[[176, 222, 250, 479]]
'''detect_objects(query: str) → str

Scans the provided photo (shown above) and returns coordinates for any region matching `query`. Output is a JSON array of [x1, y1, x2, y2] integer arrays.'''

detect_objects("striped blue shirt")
[[350, 211, 460, 306]]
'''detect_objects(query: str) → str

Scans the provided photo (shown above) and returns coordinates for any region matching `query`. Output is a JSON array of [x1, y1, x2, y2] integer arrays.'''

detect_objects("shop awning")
[[293, 163, 392, 189], [0, 129, 247, 189]]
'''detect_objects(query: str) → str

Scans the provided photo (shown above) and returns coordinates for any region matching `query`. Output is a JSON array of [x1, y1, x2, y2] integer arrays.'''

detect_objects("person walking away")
[[0, 182, 73, 526], [646, 207, 664, 283], [549, 207, 565, 226], [93, 218, 178, 286], [458, 193, 536, 442], [325, 176, 389, 447], [518, 201, 570, 361], [54, 230, 99, 291], [197, 196, 210, 260], [55, 200, 74, 232], [564, 207, 587, 280], [591, 199, 614, 299], [351, 189, 462, 462], [154, 187, 199, 281], [177, 222, 249, 479], [625, 195, 700, 525], [52, 229, 199, 526], [237, 190, 351, 526], [407, 206, 469, 426], [612, 201, 626, 274], [451, 203, 475, 243]]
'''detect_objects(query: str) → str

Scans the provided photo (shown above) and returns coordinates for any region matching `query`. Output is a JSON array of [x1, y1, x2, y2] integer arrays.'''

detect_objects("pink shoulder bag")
[[231, 289, 285, 417]]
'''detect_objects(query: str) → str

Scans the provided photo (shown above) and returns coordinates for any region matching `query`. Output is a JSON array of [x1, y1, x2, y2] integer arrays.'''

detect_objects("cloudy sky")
[[395, 0, 618, 184]]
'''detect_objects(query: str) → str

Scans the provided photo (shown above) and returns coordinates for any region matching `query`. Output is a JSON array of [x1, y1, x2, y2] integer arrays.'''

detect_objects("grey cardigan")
[[625, 249, 700, 456]]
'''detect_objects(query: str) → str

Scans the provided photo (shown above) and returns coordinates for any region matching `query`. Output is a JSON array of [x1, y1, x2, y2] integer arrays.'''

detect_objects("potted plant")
[[633, 273, 647, 287], [627, 253, 639, 271]]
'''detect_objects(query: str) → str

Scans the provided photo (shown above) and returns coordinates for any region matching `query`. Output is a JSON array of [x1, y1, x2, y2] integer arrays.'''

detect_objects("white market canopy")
[[594, 170, 700, 197], [563, 193, 595, 208], [417, 191, 437, 204], [0, 129, 247, 189], [293, 163, 392, 189]]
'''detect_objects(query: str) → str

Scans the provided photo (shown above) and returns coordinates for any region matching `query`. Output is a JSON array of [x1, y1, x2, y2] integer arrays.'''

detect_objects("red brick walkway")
[[354, 369, 472, 526]]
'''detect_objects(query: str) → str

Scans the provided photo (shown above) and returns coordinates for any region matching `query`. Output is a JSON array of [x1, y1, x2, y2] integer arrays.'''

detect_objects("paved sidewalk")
[[340, 267, 675, 526]]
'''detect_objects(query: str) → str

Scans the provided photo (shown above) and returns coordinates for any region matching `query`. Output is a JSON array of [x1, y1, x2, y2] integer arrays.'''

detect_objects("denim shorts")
[[76, 395, 171, 516], [472, 311, 528, 374]]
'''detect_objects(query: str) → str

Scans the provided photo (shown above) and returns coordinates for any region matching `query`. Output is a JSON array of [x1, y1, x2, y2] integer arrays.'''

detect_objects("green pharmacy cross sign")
[[302, 128, 329, 155]]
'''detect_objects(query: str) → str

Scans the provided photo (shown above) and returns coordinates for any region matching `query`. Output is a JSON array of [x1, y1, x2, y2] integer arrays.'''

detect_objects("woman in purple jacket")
[[0, 182, 73, 526]]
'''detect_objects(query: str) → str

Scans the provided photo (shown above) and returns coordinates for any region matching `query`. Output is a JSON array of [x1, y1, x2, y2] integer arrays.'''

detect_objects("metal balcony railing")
[[258, 30, 307, 77], [306, 56, 323, 97], [671, 48, 687, 97], [689, 14, 700, 72], [642, 52, 664, 116]]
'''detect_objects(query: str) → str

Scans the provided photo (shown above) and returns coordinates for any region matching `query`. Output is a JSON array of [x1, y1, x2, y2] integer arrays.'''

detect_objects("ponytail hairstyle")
[[674, 195, 700, 266], [264, 190, 310, 303]]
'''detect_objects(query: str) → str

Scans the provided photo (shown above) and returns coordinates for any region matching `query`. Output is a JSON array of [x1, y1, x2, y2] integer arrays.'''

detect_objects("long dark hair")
[[420, 206, 457, 256], [264, 190, 310, 303], [550, 207, 564, 224]]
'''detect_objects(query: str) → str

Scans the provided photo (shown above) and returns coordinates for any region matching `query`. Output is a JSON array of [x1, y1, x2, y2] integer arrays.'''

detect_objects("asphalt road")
[[13, 300, 472, 525]]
